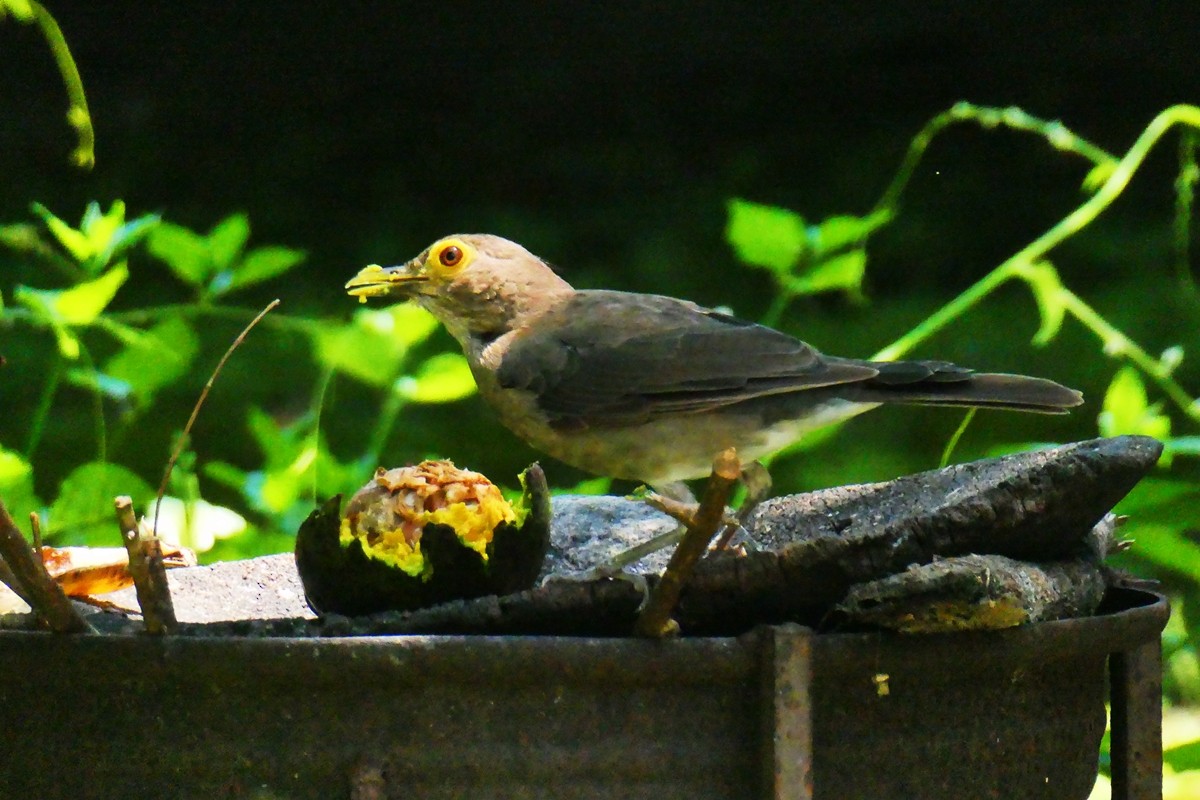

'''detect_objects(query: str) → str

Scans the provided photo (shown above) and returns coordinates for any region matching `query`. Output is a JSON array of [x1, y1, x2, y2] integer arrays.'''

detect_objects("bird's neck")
[[443, 285, 575, 366]]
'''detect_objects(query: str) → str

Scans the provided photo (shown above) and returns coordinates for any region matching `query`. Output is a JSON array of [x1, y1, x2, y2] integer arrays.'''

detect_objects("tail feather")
[[853, 370, 1084, 413]]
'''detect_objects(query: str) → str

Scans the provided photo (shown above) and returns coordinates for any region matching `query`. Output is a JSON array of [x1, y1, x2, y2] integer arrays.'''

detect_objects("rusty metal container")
[[0, 587, 1166, 799]]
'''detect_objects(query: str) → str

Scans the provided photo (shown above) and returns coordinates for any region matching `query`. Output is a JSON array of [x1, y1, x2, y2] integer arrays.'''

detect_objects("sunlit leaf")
[[1119, 521, 1200, 584], [95, 212, 161, 273], [146, 495, 247, 552], [1160, 345, 1185, 375], [104, 316, 200, 404], [49, 462, 154, 545], [315, 308, 413, 386], [202, 461, 248, 493], [725, 198, 807, 273], [54, 263, 128, 323], [31, 202, 91, 262], [147, 222, 213, 286], [383, 303, 441, 348], [1165, 437, 1200, 457], [812, 210, 892, 255], [14, 264, 129, 355], [784, 250, 866, 297], [82, 200, 125, 262], [1097, 367, 1171, 442], [1112, 479, 1200, 583], [0, 448, 41, 516], [1015, 260, 1067, 345], [397, 352, 477, 403], [223, 245, 305, 294], [206, 213, 250, 269], [64, 368, 134, 401], [245, 406, 291, 463], [1165, 740, 1200, 772]]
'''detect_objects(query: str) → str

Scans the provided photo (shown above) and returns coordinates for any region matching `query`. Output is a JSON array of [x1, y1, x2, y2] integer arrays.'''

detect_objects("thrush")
[[346, 234, 1082, 485]]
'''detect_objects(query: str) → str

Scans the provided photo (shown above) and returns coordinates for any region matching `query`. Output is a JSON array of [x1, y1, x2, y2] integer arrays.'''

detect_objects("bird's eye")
[[426, 237, 475, 273]]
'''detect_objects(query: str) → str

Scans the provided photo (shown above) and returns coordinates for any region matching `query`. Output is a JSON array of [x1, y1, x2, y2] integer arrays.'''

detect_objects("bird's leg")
[[712, 460, 771, 551]]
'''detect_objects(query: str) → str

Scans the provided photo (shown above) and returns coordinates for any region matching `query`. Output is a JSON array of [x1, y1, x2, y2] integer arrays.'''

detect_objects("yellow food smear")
[[339, 460, 519, 577], [426, 492, 516, 558], [339, 517, 426, 577], [895, 598, 1029, 633]]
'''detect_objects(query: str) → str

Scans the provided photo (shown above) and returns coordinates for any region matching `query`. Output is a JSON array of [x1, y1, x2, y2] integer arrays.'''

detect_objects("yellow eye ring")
[[427, 237, 475, 274]]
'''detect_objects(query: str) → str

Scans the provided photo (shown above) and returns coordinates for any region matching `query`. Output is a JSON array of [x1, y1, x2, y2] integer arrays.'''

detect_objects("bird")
[[345, 234, 1083, 486]]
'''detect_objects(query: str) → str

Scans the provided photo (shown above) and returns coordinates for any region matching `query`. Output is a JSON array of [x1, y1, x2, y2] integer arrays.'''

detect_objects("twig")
[[115, 496, 177, 634], [0, 499, 91, 632], [633, 448, 741, 638], [29, 512, 43, 550], [152, 299, 279, 537]]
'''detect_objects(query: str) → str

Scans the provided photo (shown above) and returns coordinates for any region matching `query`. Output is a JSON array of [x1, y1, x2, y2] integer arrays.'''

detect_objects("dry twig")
[[115, 496, 177, 634], [633, 448, 741, 638], [152, 299, 279, 536], [0, 499, 91, 632]]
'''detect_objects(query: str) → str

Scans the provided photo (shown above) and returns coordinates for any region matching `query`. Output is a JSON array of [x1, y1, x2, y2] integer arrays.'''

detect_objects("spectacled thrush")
[[346, 234, 1082, 485]]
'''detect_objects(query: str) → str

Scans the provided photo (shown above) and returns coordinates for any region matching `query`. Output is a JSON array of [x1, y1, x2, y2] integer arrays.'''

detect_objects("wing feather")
[[495, 291, 877, 428]]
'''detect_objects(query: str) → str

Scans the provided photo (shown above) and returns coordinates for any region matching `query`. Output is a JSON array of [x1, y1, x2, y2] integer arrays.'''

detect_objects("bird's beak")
[[345, 262, 428, 302]]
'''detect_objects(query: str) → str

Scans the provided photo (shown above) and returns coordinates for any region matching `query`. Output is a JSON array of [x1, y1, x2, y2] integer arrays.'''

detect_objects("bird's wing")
[[494, 291, 879, 429]]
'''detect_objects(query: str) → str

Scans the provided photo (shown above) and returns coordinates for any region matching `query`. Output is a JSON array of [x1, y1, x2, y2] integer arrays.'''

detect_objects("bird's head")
[[346, 234, 574, 341]]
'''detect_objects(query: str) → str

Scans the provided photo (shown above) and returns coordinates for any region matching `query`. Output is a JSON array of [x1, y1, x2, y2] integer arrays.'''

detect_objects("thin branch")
[[115, 496, 176, 634], [0, 499, 91, 632], [634, 448, 741, 638], [29, 512, 43, 550], [152, 299, 279, 536]]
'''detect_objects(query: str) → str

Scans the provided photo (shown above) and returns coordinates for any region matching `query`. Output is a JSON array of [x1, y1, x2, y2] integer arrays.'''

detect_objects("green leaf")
[[48, 462, 154, 545], [725, 198, 807, 273], [0, 448, 42, 516], [96, 212, 161, 272], [31, 202, 134, 271], [146, 495, 247, 552], [1112, 480, 1200, 582], [1014, 260, 1067, 345], [14, 264, 130, 358], [811, 210, 892, 255], [1097, 367, 1171, 442], [784, 250, 866, 297], [147, 222, 214, 286], [245, 406, 291, 463], [396, 353, 477, 403], [206, 213, 250, 269], [1165, 739, 1200, 772], [51, 263, 129, 323], [315, 307, 416, 386], [104, 317, 200, 404], [81, 200, 126, 263], [223, 245, 305, 294], [64, 369, 134, 401], [30, 202, 92, 262], [1165, 436, 1200, 457], [386, 304, 441, 348]]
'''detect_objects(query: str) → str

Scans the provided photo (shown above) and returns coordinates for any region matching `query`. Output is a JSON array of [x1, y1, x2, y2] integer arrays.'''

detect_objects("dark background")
[[2, 2, 1199, 497]]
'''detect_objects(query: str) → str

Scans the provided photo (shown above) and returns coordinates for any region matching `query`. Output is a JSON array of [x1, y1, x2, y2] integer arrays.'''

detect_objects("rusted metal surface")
[[760, 624, 814, 800], [0, 589, 1167, 799], [1110, 633, 1165, 800]]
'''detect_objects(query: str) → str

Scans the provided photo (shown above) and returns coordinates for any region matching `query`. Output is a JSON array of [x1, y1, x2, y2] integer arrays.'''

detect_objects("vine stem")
[[26, 1, 94, 169], [872, 104, 1200, 421]]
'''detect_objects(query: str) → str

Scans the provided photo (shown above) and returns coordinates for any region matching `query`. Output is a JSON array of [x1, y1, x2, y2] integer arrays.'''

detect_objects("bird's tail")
[[840, 359, 1083, 413]]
